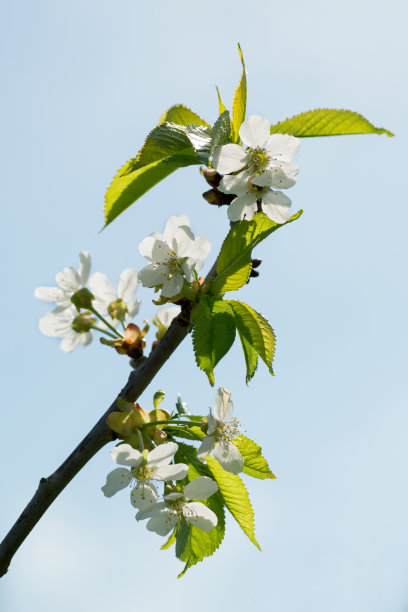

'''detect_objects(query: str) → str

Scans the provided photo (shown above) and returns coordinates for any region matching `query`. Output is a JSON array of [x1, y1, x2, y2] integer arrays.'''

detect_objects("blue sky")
[[1, 1, 408, 610]]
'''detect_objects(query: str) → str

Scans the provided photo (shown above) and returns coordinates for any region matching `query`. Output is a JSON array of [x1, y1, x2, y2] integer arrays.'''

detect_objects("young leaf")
[[161, 527, 177, 550], [216, 86, 227, 115], [236, 435, 276, 480], [158, 104, 210, 128], [208, 210, 302, 296], [104, 123, 201, 226], [231, 43, 247, 143], [210, 110, 231, 154], [175, 444, 226, 577], [191, 297, 236, 386], [185, 124, 212, 164], [206, 456, 260, 549], [227, 300, 275, 379], [270, 108, 394, 138]]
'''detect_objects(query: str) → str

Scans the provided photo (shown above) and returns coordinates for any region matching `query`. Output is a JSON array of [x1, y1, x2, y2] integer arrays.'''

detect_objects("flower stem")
[[89, 307, 123, 338], [141, 419, 199, 429], [91, 325, 119, 340], [142, 431, 156, 448]]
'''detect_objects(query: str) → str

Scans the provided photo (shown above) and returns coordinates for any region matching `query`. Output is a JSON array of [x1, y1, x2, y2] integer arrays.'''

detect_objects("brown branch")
[[0, 308, 191, 578]]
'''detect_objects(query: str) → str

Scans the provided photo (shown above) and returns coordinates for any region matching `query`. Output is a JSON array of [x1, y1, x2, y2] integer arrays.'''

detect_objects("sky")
[[1, 0, 408, 610]]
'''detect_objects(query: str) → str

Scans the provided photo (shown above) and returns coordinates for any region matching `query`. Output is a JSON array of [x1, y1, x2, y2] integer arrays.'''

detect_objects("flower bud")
[[71, 288, 94, 311], [201, 166, 222, 188], [107, 299, 128, 320], [202, 188, 235, 207], [71, 312, 96, 333]]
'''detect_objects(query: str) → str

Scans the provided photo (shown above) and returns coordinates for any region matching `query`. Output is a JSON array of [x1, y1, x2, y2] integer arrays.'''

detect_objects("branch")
[[0, 306, 191, 578]]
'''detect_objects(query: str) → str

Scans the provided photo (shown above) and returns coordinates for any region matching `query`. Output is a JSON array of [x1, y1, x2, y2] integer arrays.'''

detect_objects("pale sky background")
[[1, 1, 408, 611]]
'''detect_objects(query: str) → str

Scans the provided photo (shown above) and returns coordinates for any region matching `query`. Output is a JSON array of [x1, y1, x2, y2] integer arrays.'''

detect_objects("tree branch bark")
[[0, 308, 191, 578]]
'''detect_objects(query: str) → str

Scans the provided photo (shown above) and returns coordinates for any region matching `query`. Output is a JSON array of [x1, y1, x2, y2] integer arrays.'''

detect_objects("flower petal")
[[266, 133, 300, 162], [130, 482, 159, 511], [161, 274, 184, 298], [139, 232, 163, 260], [60, 331, 82, 353], [118, 268, 139, 301], [163, 215, 191, 247], [183, 502, 218, 531], [239, 115, 270, 148], [146, 507, 178, 536], [111, 443, 143, 467], [212, 144, 247, 174], [147, 441, 178, 469], [79, 331, 93, 346], [218, 173, 249, 196], [184, 476, 218, 500], [213, 441, 244, 474], [39, 311, 72, 337], [78, 251, 91, 285], [34, 286, 66, 303], [136, 501, 166, 522], [261, 190, 292, 224], [154, 463, 189, 481], [156, 305, 180, 327], [138, 264, 167, 288], [227, 195, 257, 222], [196, 435, 215, 463], [127, 298, 141, 319], [101, 467, 132, 497], [213, 386, 233, 422], [55, 267, 81, 294], [89, 272, 116, 305], [252, 162, 298, 189]]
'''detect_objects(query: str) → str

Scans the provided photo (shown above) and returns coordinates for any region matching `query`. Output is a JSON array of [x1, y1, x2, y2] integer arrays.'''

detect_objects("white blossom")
[[89, 268, 141, 322], [38, 306, 93, 353], [101, 442, 188, 512], [197, 387, 244, 474], [136, 476, 218, 536], [34, 251, 91, 311], [138, 215, 211, 298]]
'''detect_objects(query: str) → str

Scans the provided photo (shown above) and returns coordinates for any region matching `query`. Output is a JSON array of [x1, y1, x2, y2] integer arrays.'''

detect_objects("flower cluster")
[[35, 252, 140, 352], [212, 115, 300, 223]]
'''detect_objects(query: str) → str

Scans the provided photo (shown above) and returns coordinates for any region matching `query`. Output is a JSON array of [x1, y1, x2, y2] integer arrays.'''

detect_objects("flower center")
[[216, 417, 241, 443], [248, 147, 270, 172]]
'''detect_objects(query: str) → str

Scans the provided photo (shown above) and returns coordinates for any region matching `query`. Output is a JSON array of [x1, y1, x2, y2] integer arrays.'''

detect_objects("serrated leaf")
[[236, 435, 276, 480], [231, 43, 247, 143], [175, 444, 226, 577], [158, 104, 210, 128], [216, 86, 227, 115], [206, 456, 260, 549], [104, 123, 201, 226], [191, 297, 236, 385], [210, 110, 232, 155], [209, 210, 302, 296], [270, 108, 394, 138], [185, 124, 212, 164], [238, 332, 258, 384], [227, 300, 275, 379]]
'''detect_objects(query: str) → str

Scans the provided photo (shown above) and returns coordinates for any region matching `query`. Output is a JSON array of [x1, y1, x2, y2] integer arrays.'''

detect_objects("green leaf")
[[175, 444, 226, 577], [270, 108, 394, 138], [231, 43, 247, 143], [216, 86, 227, 115], [191, 297, 236, 386], [209, 210, 302, 296], [104, 123, 201, 226], [185, 124, 212, 164], [161, 527, 177, 550], [158, 104, 210, 128], [210, 110, 232, 154], [167, 424, 205, 441], [236, 435, 276, 480], [206, 456, 260, 549], [238, 332, 258, 384], [227, 300, 275, 379]]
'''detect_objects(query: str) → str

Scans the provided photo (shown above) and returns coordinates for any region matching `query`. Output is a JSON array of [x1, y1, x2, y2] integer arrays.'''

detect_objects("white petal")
[[207, 411, 217, 435], [118, 268, 139, 301], [218, 173, 249, 196], [186, 236, 211, 262], [89, 273, 116, 305], [163, 215, 191, 246], [55, 267, 81, 294], [262, 190, 292, 224], [139, 232, 163, 260], [101, 467, 132, 497], [147, 442, 178, 469], [196, 435, 215, 463], [227, 195, 257, 222], [151, 240, 172, 264], [183, 502, 218, 531], [39, 311, 72, 337], [146, 507, 178, 536], [78, 251, 91, 285], [239, 115, 270, 148], [79, 331, 93, 346], [212, 144, 247, 174], [213, 441, 244, 474], [111, 443, 143, 467], [34, 286, 65, 303], [156, 305, 180, 327], [164, 492, 184, 501], [126, 298, 141, 319], [154, 463, 189, 481], [252, 164, 298, 189], [161, 274, 184, 298], [138, 264, 167, 288], [213, 386, 233, 422], [173, 226, 195, 258], [136, 503, 163, 522], [60, 331, 81, 353], [184, 476, 218, 500], [266, 133, 300, 162], [130, 482, 159, 511], [181, 260, 196, 282]]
